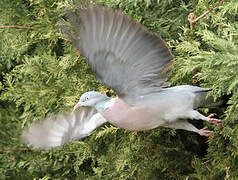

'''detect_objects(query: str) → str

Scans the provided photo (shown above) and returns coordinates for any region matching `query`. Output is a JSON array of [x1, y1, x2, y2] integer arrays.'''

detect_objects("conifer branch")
[[73, 51, 81, 66], [1, 146, 32, 151], [0, 26, 38, 30], [188, 0, 225, 30]]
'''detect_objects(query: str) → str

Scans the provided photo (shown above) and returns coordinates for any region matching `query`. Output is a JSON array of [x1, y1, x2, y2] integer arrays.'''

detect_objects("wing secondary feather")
[[21, 107, 107, 149], [64, 6, 174, 103]]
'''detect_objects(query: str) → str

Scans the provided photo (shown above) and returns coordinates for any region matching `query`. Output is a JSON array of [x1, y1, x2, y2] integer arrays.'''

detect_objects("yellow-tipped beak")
[[73, 103, 81, 111]]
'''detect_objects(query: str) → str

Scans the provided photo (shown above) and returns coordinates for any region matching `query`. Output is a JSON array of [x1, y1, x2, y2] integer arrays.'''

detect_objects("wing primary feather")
[[63, 5, 174, 104], [21, 107, 107, 149]]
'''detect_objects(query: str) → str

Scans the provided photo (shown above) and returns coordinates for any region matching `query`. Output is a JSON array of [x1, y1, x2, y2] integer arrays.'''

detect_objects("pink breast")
[[100, 98, 160, 130]]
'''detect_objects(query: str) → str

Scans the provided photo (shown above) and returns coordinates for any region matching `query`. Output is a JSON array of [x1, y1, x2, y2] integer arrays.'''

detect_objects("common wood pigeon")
[[22, 6, 222, 149]]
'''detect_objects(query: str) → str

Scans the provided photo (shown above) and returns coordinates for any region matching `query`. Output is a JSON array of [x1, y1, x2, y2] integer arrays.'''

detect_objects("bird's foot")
[[197, 127, 213, 136], [206, 113, 222, 129]]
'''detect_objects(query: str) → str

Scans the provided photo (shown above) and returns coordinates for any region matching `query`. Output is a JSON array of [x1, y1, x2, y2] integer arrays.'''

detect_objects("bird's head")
[[73, 91, 109, 110]]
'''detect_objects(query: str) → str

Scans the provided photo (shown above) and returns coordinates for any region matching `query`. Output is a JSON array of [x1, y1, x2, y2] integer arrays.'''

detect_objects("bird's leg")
[[188, 110, 222, 129], [205, 113, 222, 129], [162, 120, 199, 133], [161, 120, 213, 136], [197, 127, 213, 137]]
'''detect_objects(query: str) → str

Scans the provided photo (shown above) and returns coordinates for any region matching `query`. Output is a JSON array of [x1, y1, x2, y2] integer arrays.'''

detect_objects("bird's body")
[[100, 97, 159, 130], [21, 6, 222, 149], [98, 85, 210, 131]]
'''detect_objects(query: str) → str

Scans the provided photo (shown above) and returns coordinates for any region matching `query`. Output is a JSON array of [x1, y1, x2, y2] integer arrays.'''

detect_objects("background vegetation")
[[0, 0, 237, 179]]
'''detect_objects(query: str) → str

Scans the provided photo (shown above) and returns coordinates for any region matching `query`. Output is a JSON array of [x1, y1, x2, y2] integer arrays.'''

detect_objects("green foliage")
[[0, 0, 237, 179]]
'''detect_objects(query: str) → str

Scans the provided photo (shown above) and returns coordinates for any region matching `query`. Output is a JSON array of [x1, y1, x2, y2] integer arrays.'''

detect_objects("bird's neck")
[[95, 98, 112, 111]]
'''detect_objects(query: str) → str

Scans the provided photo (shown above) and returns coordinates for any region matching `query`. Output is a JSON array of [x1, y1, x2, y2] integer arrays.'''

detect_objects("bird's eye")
[[86, 97, 89, 100]]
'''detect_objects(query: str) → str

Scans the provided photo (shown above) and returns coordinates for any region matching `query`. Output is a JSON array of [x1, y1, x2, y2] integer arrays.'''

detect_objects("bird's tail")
[[195, 90, 225, 108]]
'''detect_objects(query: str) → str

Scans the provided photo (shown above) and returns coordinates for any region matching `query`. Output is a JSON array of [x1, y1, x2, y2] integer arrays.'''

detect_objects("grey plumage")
[[21, 6, 222, 150], [65, 6, 173, 103], [22, 107, 107, 149]]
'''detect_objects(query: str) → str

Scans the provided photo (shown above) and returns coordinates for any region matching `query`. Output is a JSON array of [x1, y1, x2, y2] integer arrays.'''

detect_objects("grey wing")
[[63, 6, 173, 104], [21, 107, 107, 149]]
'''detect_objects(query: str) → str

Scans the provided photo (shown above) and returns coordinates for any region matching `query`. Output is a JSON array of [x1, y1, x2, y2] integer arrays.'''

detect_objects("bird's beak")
[[73, 103, 81, 111]]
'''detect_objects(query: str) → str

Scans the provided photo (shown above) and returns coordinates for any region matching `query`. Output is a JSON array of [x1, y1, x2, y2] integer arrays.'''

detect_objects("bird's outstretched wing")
[[63, 6, 174, 104], [21, 107, 107, 149]]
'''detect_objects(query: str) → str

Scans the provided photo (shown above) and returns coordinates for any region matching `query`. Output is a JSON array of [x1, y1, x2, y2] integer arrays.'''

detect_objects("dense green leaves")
[[0, 0, 237, 179]]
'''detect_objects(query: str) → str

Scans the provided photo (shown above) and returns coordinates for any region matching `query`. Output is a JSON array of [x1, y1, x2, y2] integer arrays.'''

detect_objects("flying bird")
[[22, 6, 222, 149]]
